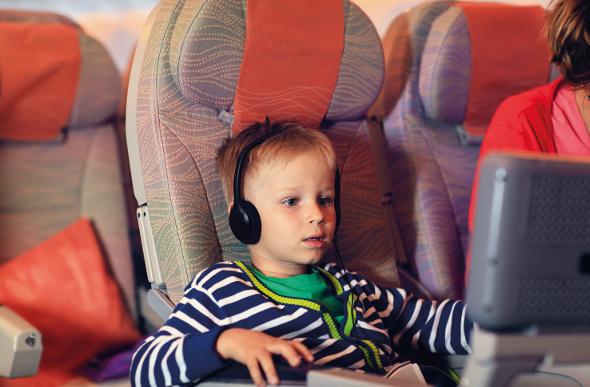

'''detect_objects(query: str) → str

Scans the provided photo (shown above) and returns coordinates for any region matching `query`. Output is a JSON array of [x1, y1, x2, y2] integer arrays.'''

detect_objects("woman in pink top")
[[476, 0, 590, 160], [468, 0, 590, 270], [548, 0, 590, 154]]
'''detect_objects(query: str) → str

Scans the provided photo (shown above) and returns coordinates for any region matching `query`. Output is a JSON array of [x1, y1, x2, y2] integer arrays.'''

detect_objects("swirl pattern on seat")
[[134, 0, 399, 303], [380, 1, 552, 300]]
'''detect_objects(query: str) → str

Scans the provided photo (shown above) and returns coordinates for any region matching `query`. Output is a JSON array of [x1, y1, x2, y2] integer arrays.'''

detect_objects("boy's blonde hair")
[[216, 121, 338, 204]]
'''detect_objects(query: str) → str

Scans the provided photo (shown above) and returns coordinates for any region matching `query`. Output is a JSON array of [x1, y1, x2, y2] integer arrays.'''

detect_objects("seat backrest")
[[376, 1, 556, 300], [0, 10, 137, 321], [127, 0, 401, 306]]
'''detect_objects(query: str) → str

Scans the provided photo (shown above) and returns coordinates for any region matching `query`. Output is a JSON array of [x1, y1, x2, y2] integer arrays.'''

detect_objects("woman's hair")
[[216, 121, 338, 204], [546, 0, 590, 87]]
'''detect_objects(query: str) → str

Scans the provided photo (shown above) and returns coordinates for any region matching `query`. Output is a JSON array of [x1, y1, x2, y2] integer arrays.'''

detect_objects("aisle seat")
[[0, 10, 140, 384]]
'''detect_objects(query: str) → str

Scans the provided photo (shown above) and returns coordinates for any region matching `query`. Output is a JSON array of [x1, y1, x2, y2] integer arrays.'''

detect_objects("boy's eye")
[[283, 198, 298, 207], [318, 197, 333, 206]]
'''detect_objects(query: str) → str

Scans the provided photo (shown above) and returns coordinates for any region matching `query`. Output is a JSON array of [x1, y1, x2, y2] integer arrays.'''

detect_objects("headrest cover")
[[0, 21, 81, 140], [232, 0, 344, 133], [171, 0, 383, 130], [419, 3, 550, 145]]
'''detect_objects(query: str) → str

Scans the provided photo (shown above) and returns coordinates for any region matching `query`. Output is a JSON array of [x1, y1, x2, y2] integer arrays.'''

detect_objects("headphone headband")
[[232, 130, 284, 214]]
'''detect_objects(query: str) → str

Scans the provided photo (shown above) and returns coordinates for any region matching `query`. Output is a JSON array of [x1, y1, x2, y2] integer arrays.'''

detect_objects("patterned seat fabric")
[[128, 0, 401, 305], [378, 1, 554, 300], [0, 10, 137, 320]]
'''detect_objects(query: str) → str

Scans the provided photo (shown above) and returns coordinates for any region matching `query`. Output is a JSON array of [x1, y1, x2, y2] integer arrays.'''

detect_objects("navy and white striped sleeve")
[[374, 283, 473, 355], [130, 268, 233, 387]]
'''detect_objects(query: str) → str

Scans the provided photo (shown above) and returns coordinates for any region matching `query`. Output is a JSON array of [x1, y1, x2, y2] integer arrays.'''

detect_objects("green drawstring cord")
[[447, 367, 462, 384]]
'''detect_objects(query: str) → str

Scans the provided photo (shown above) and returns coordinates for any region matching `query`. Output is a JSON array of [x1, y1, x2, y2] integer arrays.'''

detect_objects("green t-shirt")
[[247, 265, 345, 327]]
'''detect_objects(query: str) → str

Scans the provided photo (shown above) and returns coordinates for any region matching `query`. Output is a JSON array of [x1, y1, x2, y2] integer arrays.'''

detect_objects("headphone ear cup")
[[229, 200, 261, 245]]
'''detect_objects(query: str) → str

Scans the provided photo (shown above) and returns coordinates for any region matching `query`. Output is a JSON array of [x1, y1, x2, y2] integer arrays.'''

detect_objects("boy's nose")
[[307, 202, 324, 224]]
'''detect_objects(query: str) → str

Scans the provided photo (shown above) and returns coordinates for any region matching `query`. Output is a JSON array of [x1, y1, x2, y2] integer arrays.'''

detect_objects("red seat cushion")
[[0, 218, 140, 387]]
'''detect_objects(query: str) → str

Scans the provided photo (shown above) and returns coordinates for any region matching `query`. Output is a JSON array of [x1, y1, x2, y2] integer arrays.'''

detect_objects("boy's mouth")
[[303, 233, 325, 242], [303, 234, 327, 248]]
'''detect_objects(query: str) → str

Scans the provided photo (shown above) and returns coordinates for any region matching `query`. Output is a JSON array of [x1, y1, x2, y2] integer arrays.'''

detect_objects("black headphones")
[[229, 129, 341, 245]]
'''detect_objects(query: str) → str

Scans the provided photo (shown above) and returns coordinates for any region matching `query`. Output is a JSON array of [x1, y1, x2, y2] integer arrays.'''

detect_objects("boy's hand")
[[216, 328, 314, 387]]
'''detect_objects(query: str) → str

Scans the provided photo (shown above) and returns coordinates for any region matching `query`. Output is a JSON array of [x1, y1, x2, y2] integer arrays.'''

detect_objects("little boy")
[[130, 121, 473, 387]]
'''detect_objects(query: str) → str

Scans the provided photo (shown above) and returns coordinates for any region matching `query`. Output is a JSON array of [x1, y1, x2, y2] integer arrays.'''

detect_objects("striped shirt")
[[130, 262, 472, 387]]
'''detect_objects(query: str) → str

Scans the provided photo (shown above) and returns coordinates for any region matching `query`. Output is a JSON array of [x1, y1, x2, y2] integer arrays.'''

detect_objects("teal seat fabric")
[[127, 0, 401, 305]]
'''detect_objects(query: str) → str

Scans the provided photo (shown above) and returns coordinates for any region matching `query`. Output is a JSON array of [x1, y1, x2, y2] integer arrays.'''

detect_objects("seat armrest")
[[0, 305, 42, 378], [147, 288, 175, 322]]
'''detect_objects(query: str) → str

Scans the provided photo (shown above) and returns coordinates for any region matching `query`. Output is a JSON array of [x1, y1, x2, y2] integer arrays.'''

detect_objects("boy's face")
[[246, 151, 337, 277]]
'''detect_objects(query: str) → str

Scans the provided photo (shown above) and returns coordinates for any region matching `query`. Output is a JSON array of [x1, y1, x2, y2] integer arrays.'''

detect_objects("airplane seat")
[[371, 2, 437, 122], [126, 0, 402, 318], [0, 9, 141, 383], [375, 1, 556, 300]]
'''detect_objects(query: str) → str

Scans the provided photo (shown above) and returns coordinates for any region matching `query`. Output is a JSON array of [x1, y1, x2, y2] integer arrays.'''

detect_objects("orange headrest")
[[232, 0, 344, 133], [0, 20, 80, 141], [418, 2, 551, 144], [0, 11, 122, 141]]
